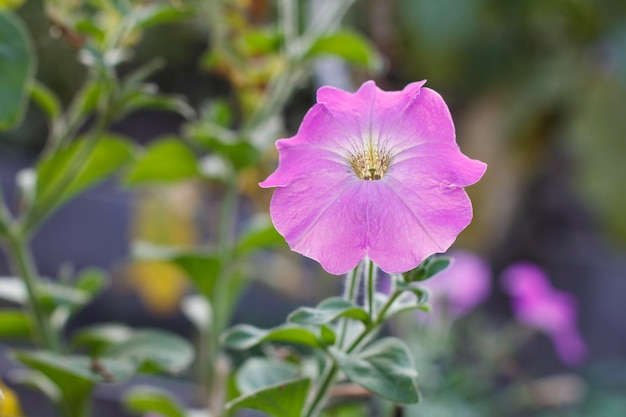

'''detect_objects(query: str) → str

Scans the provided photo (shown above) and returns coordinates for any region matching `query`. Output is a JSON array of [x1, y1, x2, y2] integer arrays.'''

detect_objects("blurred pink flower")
[[423, 250, 491, 316], [501, 262, 587, 365], [260, 81, 486, 275]]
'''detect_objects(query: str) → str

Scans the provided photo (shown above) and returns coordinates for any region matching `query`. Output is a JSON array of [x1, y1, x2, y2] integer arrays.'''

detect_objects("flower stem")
[[4, 228, 60, 352], [304, 361, 338, 417], [337, 264, 361, 348], [366, 259, 377, 317], [205, 174, 239, 414]]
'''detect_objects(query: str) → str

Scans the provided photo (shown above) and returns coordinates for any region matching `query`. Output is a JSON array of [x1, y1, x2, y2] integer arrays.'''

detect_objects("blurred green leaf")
[[242, 27, 282, 55], [72, 323, 134, 357], [332, 337, 420, 404], [235, 216, 285, 256], [118, 88, 195, 120], [186, 122, 259, 170], [14, 351, 134, 417], [135, 3, 194, 29], [102, 329, 193, 374], [0, 0, 25, 10], [0, 11, 35, 131], [0, 277, 94, 312], [133, 242, 222, 299], [67, 81, 104, 123], [288, 297, 370, 326], [307, 29, 382, 72], [0, 276, 26, 304], [222, 324, 322, 350], [123, 386, 187, 417], [0, 309, 31, 339], [30, 81, 62, 121], [402, 255, 451, 283], [75, 267, 109, 297], [35, 135, 134, 214], [126, 137, 200, 186], [10, 368, 61, 403], [320, 324, 336, 346], [226, 377, 311, 417], [236, 357, 299, 395]]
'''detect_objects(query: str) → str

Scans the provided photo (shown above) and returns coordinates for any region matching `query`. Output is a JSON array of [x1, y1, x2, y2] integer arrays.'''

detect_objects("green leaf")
[[0, 277, 92, 312], [226, 377, 311, 417], [30, 81, 62, 121], [332, 338, 420, 404], [235, 216, 286, 256], [35, 135, 134, 213], [288, 297, 370, 326], [71, 323, 134, 357], [402, 255, 451, 283], [10, 368, 61, 403], [14, 351, 134, 417], [75, 267, 109, 297], [307, 29, 382, 72], [186, 122, 259, 170], [319, 324, 336, 345], [222, 324, 322, 350], [125, 137, 200, 186], [0, 276, 27, 304], [134, 4, 194, 29], [236, 358, 299, 395], [123, 386, 187, 417], [67, 81, 103, 123], [102, 329, 194, 374], [0, 11, 35, 131], [0, 309, 31, 339], [118, 89, 195, 120], [133, 242, 222, 299]]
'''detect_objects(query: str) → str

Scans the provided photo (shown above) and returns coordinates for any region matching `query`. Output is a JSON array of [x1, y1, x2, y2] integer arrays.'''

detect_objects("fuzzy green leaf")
[[236, 357, 299, 395], [288, 297, 370, 326], [0, 11, 35, 131], [222, 324, 321, 350], [226, 377, 311, 417], [102, 329, 194, 374], [332, 337, 420, 404]]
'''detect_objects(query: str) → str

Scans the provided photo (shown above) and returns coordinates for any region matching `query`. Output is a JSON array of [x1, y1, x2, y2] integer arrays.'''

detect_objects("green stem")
[[206, 174, 239, 414], [338, 264, 361, 349], [4, 229, 60, 352], [304, 361, 338, 417], [366, 259, 376, 317], [0, 184, 11, 238]]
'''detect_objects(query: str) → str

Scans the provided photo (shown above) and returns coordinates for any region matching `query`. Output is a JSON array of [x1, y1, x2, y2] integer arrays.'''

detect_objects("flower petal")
[[390, 142, 487, 188], [267, 172, 369, 275], [364, 179, 474, 273]]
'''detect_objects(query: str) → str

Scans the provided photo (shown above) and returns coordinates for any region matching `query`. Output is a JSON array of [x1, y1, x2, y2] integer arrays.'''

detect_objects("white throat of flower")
[[347, 141, 391, 181]]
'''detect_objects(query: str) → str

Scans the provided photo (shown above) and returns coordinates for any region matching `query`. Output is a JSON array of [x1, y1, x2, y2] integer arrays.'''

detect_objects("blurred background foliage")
[[1, 0, 626, 416]]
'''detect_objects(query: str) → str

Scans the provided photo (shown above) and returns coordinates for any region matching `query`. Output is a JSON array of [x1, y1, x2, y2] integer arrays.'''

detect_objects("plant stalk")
[[4, 229, 60, 352]]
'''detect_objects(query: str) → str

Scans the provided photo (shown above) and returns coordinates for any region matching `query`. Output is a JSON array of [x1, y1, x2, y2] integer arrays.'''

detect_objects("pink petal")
[[266, 172, 368, 275]]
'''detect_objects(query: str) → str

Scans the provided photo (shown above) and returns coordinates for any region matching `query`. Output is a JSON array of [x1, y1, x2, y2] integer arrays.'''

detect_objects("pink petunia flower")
[[423, 250, 491, 317], [501, 262, 587, 365], [260, 81, 487, 275]]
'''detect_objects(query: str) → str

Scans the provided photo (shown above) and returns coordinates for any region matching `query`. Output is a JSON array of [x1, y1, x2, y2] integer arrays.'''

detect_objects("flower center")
[[348, 143, 391, 181]]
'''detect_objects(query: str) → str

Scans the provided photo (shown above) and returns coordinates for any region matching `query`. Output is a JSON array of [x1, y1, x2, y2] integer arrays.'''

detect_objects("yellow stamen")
[[348, 142, 391, 180]]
